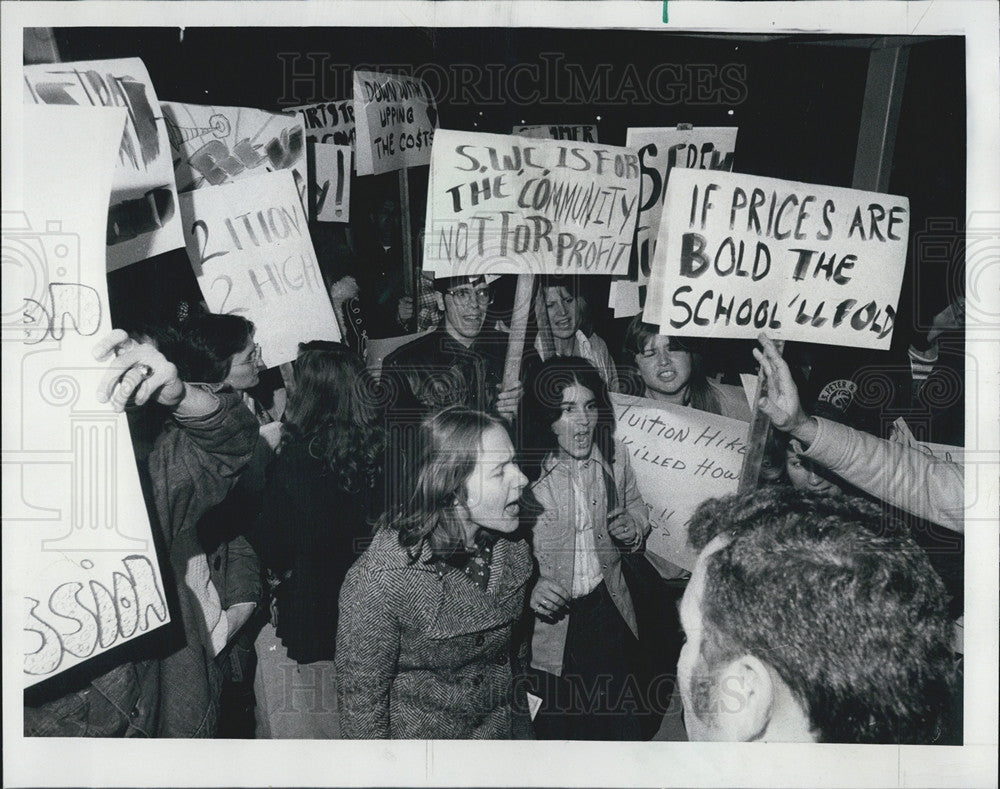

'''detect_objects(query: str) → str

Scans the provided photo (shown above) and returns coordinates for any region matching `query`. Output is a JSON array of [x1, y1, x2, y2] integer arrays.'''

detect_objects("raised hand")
[[752, 333, 816, 445]]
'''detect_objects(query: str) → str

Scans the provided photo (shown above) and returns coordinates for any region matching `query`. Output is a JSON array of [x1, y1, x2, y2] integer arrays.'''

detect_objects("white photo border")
[[2, 2, 997, 787]]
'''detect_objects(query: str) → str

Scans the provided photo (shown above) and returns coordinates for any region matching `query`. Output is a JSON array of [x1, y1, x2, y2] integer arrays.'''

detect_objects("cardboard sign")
[[644, 169, 909, 349], [609, 278, 641, 318], [23, 58, 184, 272], [612, 393, 748, 572], [5, 106, 170, 685], [353, 70, 436, 176], [282, 100, 356, 147], [627, 127, 737, 294], [424, 129, 641, 278], [179, 170, 341, 367], [309, 142, 351, 222], [162, 101, 308, 214], [513, 124, 599, 142]]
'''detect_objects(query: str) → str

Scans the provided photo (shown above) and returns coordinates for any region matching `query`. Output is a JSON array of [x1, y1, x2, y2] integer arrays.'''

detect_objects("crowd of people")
[[24, 188, 966, 746]]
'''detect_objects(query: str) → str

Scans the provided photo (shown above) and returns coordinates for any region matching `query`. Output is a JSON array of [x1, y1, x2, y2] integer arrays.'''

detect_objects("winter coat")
[[336, 526, 533, 739]]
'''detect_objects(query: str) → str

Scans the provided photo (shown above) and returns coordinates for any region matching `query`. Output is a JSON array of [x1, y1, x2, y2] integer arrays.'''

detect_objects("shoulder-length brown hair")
[[620, 316, 722, 415], [386, 406, 507, 561]]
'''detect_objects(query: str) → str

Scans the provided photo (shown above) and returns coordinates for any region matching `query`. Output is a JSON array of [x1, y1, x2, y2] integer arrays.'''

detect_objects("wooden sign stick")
[[501, 273, 535, 395], [533, 280, 556, 361], [737, 338, 784, 493], [398, 167, 416, 333]]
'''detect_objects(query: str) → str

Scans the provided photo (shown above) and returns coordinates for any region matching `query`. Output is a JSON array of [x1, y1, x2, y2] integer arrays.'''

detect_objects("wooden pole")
[[533, 281, 556, 361], [737, 339, 784, 493], [398, 167, 416, 333], [502, 274, 535, 393]]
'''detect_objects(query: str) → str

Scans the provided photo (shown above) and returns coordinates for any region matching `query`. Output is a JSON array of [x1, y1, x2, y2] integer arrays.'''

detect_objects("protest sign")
[[513, 124, 599, 142], [609, 279, 641, 318], [5, 106, 171, 685], [612, 392, 748, 572], [23, 58, 184, 272], [353, 70, 436, 176], [424, 129, 641, 278], [644, 169, 909, 349], [179, 170, 340, 367], [282, 99, 356, 147], [627, 127, 737, 286], [162, 101, 308, 214], [309, 142, 351, 222]]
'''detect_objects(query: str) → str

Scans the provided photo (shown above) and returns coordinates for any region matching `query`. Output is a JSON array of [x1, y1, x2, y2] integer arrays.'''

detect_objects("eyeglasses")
[[445, 287, 493, 308], [234, 342, 262, 366]]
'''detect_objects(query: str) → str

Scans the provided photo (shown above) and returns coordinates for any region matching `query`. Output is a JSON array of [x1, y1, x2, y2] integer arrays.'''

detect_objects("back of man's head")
[[686, 486, 955, 744]]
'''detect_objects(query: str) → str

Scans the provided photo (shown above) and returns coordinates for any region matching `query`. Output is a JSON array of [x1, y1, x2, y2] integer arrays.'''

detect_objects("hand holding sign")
[[494, 379, 523, 422], [753, 333, 816, 445]]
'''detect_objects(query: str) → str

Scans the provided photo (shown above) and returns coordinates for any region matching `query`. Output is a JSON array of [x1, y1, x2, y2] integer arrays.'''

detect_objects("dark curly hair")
[[686, 486, 955, 744], [282, 341, 383, 495]]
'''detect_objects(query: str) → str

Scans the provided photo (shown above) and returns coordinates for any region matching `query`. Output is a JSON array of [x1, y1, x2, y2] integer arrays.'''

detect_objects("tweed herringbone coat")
[[336, 526, 533, 739]]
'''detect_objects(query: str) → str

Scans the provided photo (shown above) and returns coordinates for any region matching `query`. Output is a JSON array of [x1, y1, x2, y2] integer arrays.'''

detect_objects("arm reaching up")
[[754, 334, 963, 533]]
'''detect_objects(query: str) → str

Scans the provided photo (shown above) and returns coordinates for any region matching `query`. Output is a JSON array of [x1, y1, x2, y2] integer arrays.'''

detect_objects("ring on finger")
[[114, 338, 135, 358]]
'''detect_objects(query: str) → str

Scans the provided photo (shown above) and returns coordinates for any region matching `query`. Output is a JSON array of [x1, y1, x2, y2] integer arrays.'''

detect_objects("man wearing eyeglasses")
[[380, 275, 522, 421]]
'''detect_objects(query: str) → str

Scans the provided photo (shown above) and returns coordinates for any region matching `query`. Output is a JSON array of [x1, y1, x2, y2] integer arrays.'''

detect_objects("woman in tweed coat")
[[336, 407, 533, 739]]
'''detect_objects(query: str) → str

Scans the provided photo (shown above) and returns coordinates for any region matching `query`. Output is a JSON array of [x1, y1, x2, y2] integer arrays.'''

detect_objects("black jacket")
[[250, 437, 377, 664], [380, 326, 509, 418]]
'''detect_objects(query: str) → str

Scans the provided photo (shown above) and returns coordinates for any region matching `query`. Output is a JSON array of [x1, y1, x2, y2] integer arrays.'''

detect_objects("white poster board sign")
[[513, 124, 599, 142], [614, 126, 738, 318], [310, 142, 352, 222], [179, 170, 340, 367], [424, 129, 641, 278], [23, 58, 184, 272], [353, 70, 436, 176], [612, 392, 748, 572], [162, 101, 308, 214], [5, 106, 171, 686], [645, 168, 909, 349], [282, 99, 356, 147]]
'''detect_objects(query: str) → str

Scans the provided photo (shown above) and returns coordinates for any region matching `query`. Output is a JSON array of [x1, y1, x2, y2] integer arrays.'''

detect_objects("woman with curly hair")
[[251, 340, 384, 738], [336, 406, 533, 739]]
